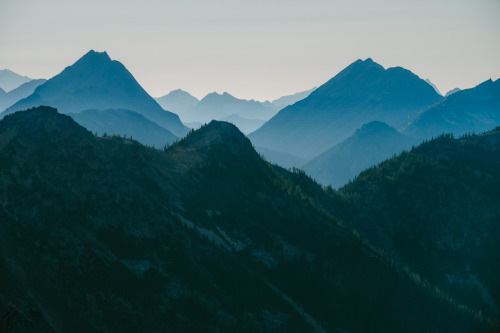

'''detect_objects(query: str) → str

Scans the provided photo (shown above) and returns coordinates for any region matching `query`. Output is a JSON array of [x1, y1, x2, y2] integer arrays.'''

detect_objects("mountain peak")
[[0, 69, 33, 92], [349, 58, 384, 71], [249, 58, 441, 159], [2, 50, 188, 137], [358, 120, 396, 134], [71, 50, 113, 69], [169, 120, 260, 165], [182, 120, 249, 147], [80, 49, 111, 62], [0, 106, 94, 145]]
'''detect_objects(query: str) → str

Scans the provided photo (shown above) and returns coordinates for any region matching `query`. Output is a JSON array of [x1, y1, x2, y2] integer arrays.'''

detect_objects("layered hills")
[[0, 78, 46, 112], [155, 89, 199, 115], [69, 109, 178, 147], [2, 50, 188, 138], [339, 128, 500, 324], [249, 58, 442, 159], [182, 91, 278, 122], [303, 121, 418, 188], [404, 79, 500, 139], [0, 69, 33, 92], [0, 106, 498, 332]]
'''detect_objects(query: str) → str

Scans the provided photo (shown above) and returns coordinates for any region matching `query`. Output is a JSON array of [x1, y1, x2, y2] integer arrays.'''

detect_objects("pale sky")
[[1, 0, 499, 101]]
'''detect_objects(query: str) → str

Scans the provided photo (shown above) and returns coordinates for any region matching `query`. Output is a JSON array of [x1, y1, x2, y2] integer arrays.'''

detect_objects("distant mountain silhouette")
[[404, 79, 500, 138], [2, 50, 188, 137], [0, 69, 33, 92], [445, 87, 461, 97], [249, 58, 442, 159], [155, 89, 199, 114], [0, 79, 46, 111], [218, 114, 265, 134], [1, 106, 495, 332], [271, 87, 316, 108], [303, 121, 418, 188], [70, 109, 178, 147], [181, 92, 279, 124], [255, 146, 308, 168], [425, 79, 442, 95]]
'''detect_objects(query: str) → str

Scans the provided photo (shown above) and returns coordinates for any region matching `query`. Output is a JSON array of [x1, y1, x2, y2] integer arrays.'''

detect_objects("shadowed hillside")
[[0, 107, 497, 332]]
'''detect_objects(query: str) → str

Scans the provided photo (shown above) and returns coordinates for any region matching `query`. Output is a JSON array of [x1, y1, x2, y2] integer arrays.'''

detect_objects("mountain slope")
[[303, 121, 418, 188], [155, 89, 199, 114], [445, 87, 461, 97], [70, 109, 178, 147], [249, 58, 442, 159], [338, 129, 500, 325], [0, 106, 492, 332], [218, 114, 265, 134], [0, 69, 33, 92], [404, 79, 500, 139], [271, 87, 316, 109], [425, 79, 442, 96], [2, 50, 188, 137], [181, 92, 279, 124], [0, 78, 46, 111]]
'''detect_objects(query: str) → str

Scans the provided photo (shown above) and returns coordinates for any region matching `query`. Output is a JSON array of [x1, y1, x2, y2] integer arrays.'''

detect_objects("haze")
[[1, 0, 499, 100]]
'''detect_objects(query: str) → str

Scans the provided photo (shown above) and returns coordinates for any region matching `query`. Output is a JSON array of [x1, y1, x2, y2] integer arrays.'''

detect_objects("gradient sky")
[[1, 0, 499, 101]]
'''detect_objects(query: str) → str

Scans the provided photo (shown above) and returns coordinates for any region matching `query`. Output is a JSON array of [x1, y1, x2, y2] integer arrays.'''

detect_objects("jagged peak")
[[349, 58, 385, 71], [81, 49, 111, 61], [200, 91, 237, 103], [69, 50, 113, 70]]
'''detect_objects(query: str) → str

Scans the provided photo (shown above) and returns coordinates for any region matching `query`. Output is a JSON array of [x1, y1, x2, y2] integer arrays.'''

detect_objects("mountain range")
[[404, 78, 500, 139], [155, 89, 200, 114], [0, 78, 46, 112], [69, 109, 178, 147], [303, 121, 418, 188], [155, 88, 315, 134], [2, 50, 188, 139], [0, 106, 498, 332], [271, 87, 317, 108], [181, 91, 278, 123], [0, 69, 33, 92], [249, 58, 443, 160]]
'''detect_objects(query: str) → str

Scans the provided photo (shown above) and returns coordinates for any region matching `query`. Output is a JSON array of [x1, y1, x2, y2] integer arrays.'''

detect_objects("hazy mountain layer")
[[70, 109, 178, 147], [445, 87, 461, 97], [271, 87, 316, 108], [303, 121, 418, 188], [155, 89, 199, 114], [249, 58, 442, 159], [181, 92, 279, 124], [0, 79, 46, 112], [0, 69, 33, 92], [425, 79, 442, 96], [219, 114, 265, 134], [2, 50, 188, 137], [404, 79, 500, 139]]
